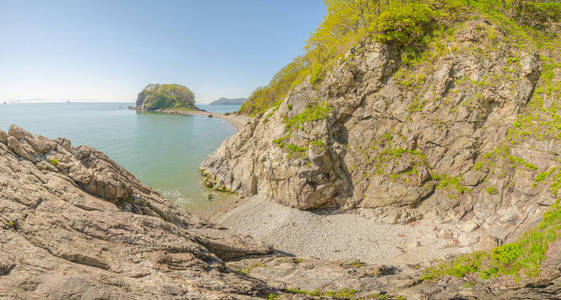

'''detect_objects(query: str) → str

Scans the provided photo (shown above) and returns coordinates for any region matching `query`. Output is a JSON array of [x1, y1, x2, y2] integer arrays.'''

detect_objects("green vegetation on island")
[[136, 83, 197, 111]]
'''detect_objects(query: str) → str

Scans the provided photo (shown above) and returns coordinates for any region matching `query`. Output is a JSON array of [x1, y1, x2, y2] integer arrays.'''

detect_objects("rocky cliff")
[[2, 125, 561, 299], [201, 10, 561, 251], [0, 125, 272, 299]]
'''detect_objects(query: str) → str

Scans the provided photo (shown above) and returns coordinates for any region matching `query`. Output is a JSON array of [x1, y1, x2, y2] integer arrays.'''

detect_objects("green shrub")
[[513, 1, 561, 29], [433, 173, 465, 193], [422, 201, 561, 281], [49, 158, 59, 166], [370, 2, 436, 47], [309, 62, 325, 85], [473, 161, 483, 171], [286, 144, 306, 153], [284, 101, 331, 132], [284, 288, 356, 298], [137, 83, 196, 111]]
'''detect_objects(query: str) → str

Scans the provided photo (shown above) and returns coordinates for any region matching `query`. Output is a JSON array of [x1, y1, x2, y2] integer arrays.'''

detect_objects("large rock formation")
[[201, 18, 560, 250], [2, 125, 561, 299], [0, 125, 272, 299], [136, 83, 198, 111]]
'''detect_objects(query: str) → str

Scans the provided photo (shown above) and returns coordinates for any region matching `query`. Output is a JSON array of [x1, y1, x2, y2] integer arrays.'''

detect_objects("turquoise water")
[[0, 102, 240, 207]]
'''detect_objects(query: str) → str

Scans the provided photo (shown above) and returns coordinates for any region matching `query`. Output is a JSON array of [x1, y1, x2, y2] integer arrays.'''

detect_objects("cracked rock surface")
[[201, 20, 557, 251], [0, 125, 272, 299]]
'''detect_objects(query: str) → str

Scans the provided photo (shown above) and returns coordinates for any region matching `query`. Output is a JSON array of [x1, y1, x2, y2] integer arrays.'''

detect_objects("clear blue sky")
[[0, 0, 325, 103]]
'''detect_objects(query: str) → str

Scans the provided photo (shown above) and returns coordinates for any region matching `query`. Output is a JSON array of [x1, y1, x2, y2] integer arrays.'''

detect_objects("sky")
[[0, 0, 326, 104]]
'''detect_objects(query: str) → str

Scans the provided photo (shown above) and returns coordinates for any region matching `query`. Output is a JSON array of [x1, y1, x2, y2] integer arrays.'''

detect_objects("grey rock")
[[8, 124, 31, 140], [0, 127, 272, 299], [0, 129, 7, 144], [200, 20, 547, 245]]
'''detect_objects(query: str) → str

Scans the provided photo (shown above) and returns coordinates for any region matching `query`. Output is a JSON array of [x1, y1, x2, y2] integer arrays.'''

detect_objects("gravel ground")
[[211, 196, 471, 265]]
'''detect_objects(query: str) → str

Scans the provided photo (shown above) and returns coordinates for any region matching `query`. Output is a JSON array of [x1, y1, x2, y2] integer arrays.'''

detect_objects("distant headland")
[[209, 97, 247, 105]]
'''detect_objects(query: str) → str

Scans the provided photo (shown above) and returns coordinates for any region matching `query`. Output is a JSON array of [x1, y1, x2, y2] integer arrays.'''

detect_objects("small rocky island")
[[133, 83, 251, 131], [135, 83, 198, 111]]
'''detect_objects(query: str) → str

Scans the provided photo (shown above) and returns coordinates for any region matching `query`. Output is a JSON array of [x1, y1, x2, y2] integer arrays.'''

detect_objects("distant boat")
[[66, 100, 71, 103], [3, 102, 6, 104]]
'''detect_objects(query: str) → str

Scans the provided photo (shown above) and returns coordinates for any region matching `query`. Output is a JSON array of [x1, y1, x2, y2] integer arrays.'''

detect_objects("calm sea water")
[[0, 102, 240, 208]]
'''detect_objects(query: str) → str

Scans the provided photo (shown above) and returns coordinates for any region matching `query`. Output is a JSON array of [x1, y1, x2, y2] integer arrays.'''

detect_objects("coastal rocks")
[[229, 253, 561, 300], [3, 126, 561, 299], [0, 126, 272, 299], [198, 18, 561, 258]]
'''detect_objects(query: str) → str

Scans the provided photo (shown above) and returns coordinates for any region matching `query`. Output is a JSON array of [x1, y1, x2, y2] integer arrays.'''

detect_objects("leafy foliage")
[[242, 0, 440, 115], [241, 0, 561, 115], [137, 83, 196, 111], [370, 2, 437, 47], [422, 201, 561, 281], [239, 58, 307, 115], [284, 101, 331, 132]]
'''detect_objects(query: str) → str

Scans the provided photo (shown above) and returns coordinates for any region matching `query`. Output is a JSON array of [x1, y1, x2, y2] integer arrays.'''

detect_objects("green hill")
[[136, 83, 197, 111]]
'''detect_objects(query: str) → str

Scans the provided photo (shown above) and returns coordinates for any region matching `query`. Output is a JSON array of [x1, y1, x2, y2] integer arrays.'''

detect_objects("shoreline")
[[131, 107, 467, 266], [131, 107, 250, 131], [207, 195, 471, 265]]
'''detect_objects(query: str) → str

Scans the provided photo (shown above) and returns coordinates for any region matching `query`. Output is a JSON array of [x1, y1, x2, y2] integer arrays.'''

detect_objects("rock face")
[[230, 252, 561, 300], [136, 83, 197, 111], [0, 125, 272, 299], [201, 20, 560, 248], [2, 125, 561, 299]]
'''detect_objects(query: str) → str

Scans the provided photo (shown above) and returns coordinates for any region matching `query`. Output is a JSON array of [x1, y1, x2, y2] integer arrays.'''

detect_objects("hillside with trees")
[[135, 83, 197, 111]]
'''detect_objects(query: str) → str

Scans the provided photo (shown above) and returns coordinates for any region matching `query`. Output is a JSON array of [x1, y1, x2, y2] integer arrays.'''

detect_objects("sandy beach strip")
[[158, 109, 250, 131]]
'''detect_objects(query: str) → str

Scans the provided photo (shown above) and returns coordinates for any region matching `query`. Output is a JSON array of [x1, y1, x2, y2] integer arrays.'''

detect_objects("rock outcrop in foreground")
[[0, 125, 271, 299], [2, 125, 561, 299]]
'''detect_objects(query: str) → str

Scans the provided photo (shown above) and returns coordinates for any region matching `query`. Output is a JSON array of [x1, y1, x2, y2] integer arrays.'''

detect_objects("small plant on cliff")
[[422, 201, 561, 281], [284, 288, 357, 298], [123, 197, 135, 204], [49, 158, 59, 166], [284, 100, 331, 132], [485, 186, 498, 195], [351, 260, 365, 267]]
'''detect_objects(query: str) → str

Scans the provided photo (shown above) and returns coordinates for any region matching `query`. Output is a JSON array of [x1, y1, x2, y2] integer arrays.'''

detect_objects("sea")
[[0, 102, 241, 209]]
